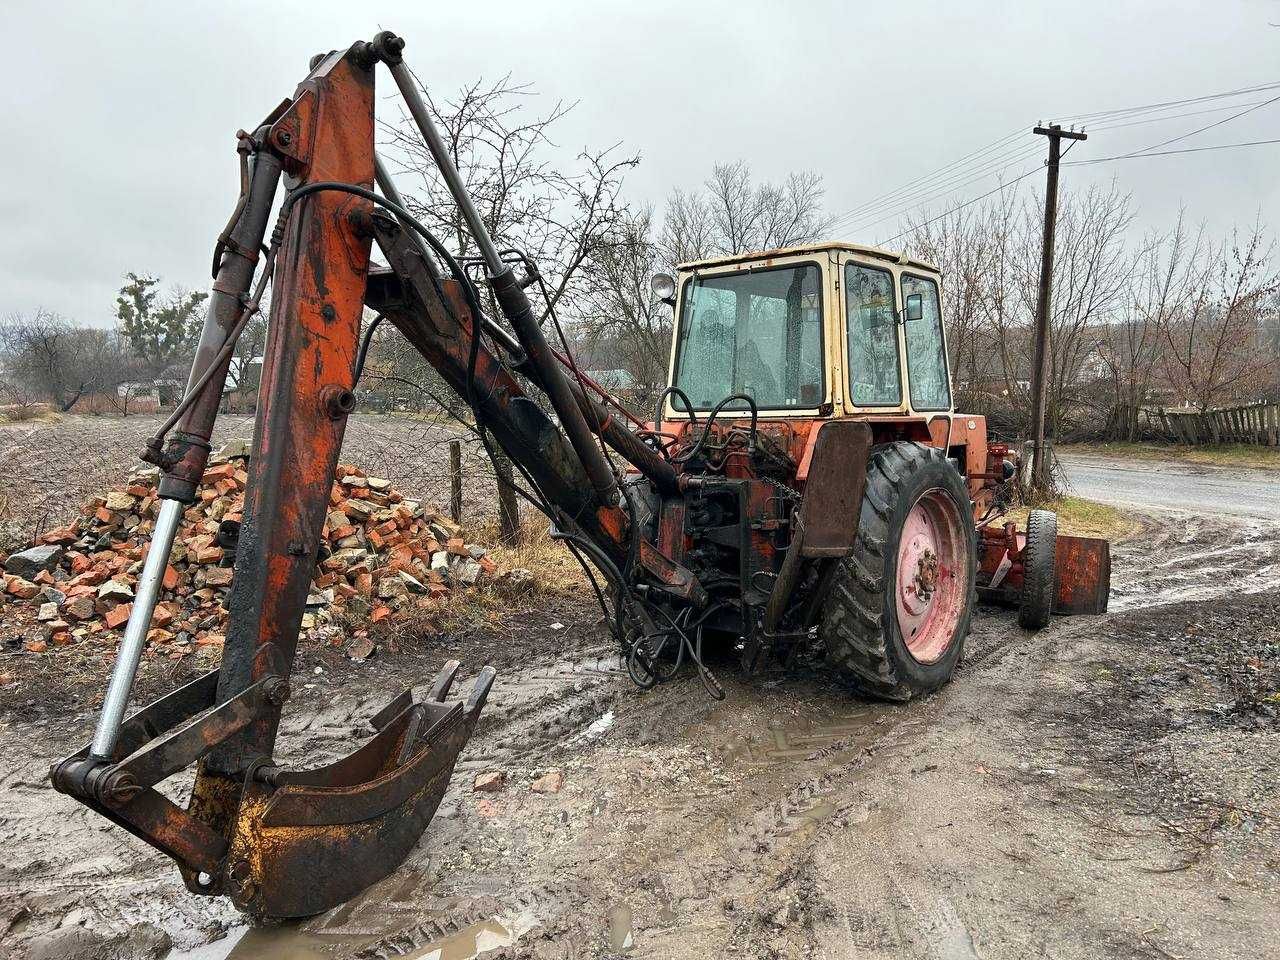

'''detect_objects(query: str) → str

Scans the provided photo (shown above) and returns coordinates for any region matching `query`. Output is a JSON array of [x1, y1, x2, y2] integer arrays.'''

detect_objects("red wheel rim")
[[894, 488, 968, 664]]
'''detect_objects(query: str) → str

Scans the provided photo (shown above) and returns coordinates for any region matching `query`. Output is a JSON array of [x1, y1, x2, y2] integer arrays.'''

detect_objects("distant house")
[[584, 368, 646, 404]]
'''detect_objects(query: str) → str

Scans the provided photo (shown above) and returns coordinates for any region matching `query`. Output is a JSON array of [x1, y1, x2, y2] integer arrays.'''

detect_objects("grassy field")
[[1005, 495, 1141, 541], [1061, 440, 1280, 471]]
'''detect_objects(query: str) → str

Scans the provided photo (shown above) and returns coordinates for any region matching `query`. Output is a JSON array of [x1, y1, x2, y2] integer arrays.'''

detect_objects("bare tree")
[[382, 74, 639, 543], [0, 311, 126, 412], [1033, 181, 1134, 435], [906, 202, 999, 406], [1158, 218, 1278, 412], [1099, 214, 1204, 438], [660, 161, 831, 267], [574, 207, 670, 409]]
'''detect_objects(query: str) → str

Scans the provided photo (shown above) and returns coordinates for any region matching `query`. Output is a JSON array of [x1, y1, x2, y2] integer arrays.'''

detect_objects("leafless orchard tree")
[[1034, 181, 1134, 435], [904, 180, 1279, 442], [661, 160, 832, 267], [906, 202, 1000, 405], [573, 207, 670, 409], [574, 161, 834, 409], [0, 311, 133, 413], [1100, 214, 1205, 439], [905, 182, 1136, 437], [379, 74, 639, 542]]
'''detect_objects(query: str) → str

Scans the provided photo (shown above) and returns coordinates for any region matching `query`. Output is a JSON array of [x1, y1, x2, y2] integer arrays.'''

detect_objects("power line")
[[1109, 93, 1280, 158], [827, 129, 1025, 225], [877, 166, 1043, 246], [827, 141, 1044, 232], [1061, 137, 1280, 164], [831, 80, 1280, 249], [1052, 79, 1280, 125], [839, 151, 1043, 236], [1087, 97, 1277, 132]]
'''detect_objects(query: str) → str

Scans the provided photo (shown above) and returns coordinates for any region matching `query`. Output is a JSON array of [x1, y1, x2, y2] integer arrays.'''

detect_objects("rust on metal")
[[796, 420, 873, 558], [1053, 534, 1111, 615]]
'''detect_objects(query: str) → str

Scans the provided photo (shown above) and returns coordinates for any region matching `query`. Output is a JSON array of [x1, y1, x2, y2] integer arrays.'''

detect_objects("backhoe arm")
[[52, 36, 495, 920]]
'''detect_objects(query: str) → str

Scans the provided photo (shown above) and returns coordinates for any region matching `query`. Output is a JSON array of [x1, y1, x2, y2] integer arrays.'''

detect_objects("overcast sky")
[[2, 0, 1277, 326]]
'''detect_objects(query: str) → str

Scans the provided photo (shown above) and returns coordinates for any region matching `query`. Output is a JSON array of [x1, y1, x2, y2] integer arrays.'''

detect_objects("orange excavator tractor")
[[51, 31, 1110, 920]]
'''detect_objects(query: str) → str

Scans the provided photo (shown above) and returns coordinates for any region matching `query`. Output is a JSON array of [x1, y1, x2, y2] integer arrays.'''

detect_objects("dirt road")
[[2, 449, 1278, 959], [1060, 450, 1280, 520]]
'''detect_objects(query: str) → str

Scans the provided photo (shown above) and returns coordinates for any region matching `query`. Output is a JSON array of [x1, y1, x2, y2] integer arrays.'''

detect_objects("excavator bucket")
[[52, 662, 493, 919], [223, 662, 493, 917]]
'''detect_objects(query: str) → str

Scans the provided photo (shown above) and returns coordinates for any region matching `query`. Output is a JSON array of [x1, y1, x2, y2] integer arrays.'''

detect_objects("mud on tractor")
[[50, 32, 1111, 920]]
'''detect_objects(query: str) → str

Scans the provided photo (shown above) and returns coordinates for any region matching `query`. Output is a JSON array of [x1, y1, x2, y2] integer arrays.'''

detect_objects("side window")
[[901, 274, 951, 411], [844, 263, 902, 406]]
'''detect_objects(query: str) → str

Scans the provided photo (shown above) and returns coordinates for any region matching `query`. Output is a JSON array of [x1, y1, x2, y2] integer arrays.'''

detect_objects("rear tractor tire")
[[819, 442, 977, 701], [1017, 508, 1057, 630]]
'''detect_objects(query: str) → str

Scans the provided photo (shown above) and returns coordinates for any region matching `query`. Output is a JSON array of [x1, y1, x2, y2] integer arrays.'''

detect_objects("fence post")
[[448, 439, 462, 524]]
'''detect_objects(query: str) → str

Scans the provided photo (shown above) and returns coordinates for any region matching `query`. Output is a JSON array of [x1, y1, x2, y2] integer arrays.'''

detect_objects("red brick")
[[104, 603, 133, 629], [201, 463, 237, 483]]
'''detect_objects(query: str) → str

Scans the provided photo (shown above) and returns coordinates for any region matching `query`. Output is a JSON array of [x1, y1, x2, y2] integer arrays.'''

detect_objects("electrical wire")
[[1052, 79, 1280, 125], [1099, 93, 1280, 161], [1084, 97, 1278, 132], [827, 141, 1045, 234], [1061, 136, 1280, 164]]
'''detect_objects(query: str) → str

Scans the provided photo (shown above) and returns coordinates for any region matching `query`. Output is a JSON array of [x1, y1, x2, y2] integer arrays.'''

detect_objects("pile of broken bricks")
[[1, 440, 498, 657]]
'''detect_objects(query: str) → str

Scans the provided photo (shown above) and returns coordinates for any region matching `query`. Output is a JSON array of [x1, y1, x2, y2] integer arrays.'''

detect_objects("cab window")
[[844, 262, 902, 406], [901, 274, 951, 411], [672, 263, 823, 410]]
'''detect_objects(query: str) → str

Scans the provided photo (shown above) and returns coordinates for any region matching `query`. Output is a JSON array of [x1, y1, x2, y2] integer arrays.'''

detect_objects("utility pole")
[[1028, 123, 1087, 494]]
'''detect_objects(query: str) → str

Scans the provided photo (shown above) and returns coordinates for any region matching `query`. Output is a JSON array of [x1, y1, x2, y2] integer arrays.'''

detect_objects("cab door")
[[899, 272, 953, 413], [838, 253, 908, 414]]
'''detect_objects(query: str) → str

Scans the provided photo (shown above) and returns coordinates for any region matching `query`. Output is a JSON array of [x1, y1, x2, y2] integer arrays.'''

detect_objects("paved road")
[[1059, 452, 1280, 520]]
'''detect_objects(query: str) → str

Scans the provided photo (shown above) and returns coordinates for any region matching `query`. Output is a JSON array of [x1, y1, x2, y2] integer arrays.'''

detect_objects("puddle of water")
[[585, 709, 615, 736], [171, 912, 534, 960], [401, 918, 520, 960], [607, 903, 634, 952], [721, 708, 877, 766]]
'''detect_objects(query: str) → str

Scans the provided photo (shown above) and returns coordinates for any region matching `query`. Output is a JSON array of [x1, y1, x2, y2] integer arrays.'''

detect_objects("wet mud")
[[2, 511, 1278, 959]]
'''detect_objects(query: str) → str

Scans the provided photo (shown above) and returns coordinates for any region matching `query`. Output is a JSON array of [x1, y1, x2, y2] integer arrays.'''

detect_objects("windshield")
[[671, 263, 823, 411]]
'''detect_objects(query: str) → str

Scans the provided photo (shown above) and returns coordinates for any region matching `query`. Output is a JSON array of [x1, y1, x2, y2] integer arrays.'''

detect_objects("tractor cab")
[[661, 243, 953, 422]]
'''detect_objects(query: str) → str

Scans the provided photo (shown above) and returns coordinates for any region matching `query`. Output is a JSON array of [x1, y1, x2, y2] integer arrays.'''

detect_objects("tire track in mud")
[[1110, 513, 1280, 611]]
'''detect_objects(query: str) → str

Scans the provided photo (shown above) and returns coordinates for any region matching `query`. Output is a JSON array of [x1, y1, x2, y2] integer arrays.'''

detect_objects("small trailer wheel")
[[1018, 509, 1057, 630]]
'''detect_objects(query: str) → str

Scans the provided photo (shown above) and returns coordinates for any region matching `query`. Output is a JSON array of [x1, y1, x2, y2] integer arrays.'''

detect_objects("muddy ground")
[[1, 425, 1279, 959], [0, 414, 493, 548]]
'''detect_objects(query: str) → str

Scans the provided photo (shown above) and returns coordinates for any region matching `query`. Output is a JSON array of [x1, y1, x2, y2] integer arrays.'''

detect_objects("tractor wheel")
[[1017, 509, 1057, 630], [818, 442, 977, 701]]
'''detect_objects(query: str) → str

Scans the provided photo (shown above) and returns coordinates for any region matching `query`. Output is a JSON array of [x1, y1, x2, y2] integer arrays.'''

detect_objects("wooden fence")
[[1142, 402, 1280, 446]]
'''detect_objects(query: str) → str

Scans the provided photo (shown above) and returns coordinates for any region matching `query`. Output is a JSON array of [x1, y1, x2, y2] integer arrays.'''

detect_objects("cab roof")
[[676, 241, 938, 275]]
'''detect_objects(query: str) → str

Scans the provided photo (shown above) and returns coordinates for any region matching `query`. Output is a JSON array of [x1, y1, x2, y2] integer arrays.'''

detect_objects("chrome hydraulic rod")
[[88, 497, 185, 759]]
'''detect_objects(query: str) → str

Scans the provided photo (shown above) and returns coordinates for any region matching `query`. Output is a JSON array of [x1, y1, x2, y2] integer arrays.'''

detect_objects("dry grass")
[[1005, 495, 1141, 542], [371, 520, 592, 644], [1062, 441, 1280, 471], [481, 520, 590, 596]]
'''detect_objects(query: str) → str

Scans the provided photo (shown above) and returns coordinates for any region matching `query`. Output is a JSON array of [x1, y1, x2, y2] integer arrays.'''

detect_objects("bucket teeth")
[[466, 665, 497, 714], [428, 659, 462, 701]]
